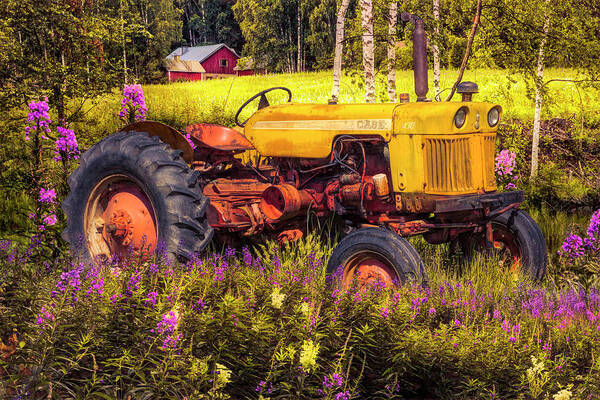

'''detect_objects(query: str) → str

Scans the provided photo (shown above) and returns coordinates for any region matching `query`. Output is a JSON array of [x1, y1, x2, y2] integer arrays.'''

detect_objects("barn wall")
[[236, 70, 254, 76], [168, 71, 203, 82], [201, 47, 238, 74]]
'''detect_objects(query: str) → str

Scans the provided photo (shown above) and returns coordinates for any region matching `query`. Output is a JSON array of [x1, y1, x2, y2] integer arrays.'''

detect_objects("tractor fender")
[[121, 121, 194, 164], [186, 123, 255, 151]]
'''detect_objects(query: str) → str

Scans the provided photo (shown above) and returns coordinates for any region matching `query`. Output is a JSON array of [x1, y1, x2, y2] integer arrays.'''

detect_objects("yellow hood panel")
[[243, 102, 500, 158]]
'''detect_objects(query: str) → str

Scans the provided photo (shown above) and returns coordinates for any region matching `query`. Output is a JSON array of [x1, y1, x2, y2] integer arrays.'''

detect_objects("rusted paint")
[[186, 123, 255, 151], [100, 183, 158, 256], [121, 121, 194, 164]]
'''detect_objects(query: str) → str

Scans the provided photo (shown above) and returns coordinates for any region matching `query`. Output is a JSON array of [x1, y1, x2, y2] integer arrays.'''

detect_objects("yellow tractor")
[[62, 20, 547, 287]]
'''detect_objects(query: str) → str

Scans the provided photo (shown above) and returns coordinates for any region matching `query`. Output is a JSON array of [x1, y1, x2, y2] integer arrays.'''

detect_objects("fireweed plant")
[[20, 98, 81, 255], [1, 236, 600, 399], [559, 209, 600, 262], [495, 149, 519, 190], [119, 84, 148, 124]]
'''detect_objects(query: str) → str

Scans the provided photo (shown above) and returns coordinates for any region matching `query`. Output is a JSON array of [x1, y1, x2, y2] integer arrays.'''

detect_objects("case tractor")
[[62, 15, 548, 287]]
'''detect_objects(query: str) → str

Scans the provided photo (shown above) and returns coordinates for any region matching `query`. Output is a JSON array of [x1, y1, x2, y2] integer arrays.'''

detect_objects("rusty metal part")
[[401, 14, 429, 102], [398, 93, 410, 103], [85, 174, 158, 259], [203, 179, 270, 234], [260, 184, 314, 221], [186, 123, 255, 151], [342, 251, 397, 289], [278, 229, 304, 243], [121, 121, 193, 164], [394, 191, 524, 214]]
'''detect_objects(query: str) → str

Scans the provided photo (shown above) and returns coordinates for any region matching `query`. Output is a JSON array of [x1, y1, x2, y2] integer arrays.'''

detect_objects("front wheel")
[[326, 227, 427, 289], [456, 209, 548, 281], [62, 131, 213, 262]]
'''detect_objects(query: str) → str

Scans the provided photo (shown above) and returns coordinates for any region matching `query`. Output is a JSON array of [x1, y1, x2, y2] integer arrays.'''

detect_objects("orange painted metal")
[[342, 254, 397, 289], [203, 178, 270, 234], [491, 224, 522, 272], [186, 123, 255, 151], [277, 229, 304, 243], [121, 121, 194, 163], [260, 184, 314, 221], [101, 183, 157, 257]]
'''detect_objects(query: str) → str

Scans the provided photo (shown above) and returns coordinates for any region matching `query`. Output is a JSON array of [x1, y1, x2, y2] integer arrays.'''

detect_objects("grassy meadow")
[[2, 68, 600, 399], [75, 68, 600, 148]]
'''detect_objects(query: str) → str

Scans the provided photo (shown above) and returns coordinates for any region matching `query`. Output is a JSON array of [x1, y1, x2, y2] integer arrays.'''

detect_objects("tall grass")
[[74, 68, 600, 147]]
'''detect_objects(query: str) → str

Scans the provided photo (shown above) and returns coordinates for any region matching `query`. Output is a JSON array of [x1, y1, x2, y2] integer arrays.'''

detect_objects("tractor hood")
[[243, 102, 501, 158]]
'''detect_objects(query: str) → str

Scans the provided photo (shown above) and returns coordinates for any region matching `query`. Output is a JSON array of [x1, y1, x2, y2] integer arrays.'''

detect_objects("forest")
[[2, 1, 600, 399]]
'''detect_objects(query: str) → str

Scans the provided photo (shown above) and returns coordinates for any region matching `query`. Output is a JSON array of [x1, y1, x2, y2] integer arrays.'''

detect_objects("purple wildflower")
[[119, 84, 147, 122], [42, 214, 58, 226], [495, 149, 516, 177], [145, 291, 158, 306], [559, 233, 585, 258], [35, 306, 54, 328], [335, 391, 351, 400], [380, 307, 389, 318], [39, 188, 57, 204], [54, 126, 80, 161], [25, 98, 52, 141]]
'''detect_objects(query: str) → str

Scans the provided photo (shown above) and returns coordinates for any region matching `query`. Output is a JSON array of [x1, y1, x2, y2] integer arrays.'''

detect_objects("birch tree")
[[387, 1, 397, 102], [432, 0, 441, 100], [530, 0, 551, 177], [361, 0, 375, 103], [331, 0, 350, 103]]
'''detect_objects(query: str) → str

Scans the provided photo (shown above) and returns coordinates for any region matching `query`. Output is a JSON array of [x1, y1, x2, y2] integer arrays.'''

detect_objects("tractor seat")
[[186, 123, 255, 151]]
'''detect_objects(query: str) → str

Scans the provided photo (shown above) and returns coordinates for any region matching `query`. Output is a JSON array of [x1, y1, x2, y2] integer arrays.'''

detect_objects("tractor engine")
[[199, 136, 393, 241]]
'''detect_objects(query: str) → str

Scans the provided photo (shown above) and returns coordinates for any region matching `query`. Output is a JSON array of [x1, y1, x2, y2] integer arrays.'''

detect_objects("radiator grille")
[[483, 135, 497, 190], [424, 137, 473, 193]]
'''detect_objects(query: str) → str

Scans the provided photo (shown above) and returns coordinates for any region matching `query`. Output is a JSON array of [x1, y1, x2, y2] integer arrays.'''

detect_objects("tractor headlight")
[[487, 106, 501, 127], [454, 107, 468, 129]]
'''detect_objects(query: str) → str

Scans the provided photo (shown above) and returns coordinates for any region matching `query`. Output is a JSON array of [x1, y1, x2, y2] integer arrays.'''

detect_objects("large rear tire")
[[62, 131, 213, 262], [326, 227, 427, 289], [456, 209, 547, 281]]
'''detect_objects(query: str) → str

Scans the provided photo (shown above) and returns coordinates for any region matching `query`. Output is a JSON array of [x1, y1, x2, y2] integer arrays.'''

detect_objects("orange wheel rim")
[[491, 224, 522, 273], [342, 251, 398, 290], [84, 174, 158, 260]]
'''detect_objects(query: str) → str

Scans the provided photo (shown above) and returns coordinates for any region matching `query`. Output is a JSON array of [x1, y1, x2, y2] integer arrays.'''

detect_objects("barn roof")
[[166, 44, 240, 64], [164, 58, 206, 73]]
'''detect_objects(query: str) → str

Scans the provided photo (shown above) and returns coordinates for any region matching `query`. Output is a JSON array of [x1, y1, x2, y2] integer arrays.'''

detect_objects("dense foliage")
[[1, 236, 600, 399]]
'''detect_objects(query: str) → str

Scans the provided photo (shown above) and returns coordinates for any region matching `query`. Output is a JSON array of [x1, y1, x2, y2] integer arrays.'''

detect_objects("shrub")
[[2, 237, 600, 399]]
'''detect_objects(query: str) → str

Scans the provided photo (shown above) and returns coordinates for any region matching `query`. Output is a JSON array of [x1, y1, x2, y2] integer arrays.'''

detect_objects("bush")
[[1, 236, 600, 399]]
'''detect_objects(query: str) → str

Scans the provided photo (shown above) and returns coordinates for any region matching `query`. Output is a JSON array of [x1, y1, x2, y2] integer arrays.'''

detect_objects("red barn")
[[165, 44, 247, 82]]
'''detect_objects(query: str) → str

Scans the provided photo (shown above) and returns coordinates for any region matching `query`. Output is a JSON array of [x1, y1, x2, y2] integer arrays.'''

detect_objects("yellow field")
[[78, 68, 600, 146]]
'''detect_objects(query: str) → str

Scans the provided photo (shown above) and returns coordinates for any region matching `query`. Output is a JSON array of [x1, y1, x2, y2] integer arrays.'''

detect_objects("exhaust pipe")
[[401, 13, 429, 102], [260, 184, 313, 222]]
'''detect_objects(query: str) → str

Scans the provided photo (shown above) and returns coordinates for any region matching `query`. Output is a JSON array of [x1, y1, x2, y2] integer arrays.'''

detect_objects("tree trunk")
[[444, 0, 482, 102], [531, 0, 551, 178], [120, 0, 127, 84], [387, 1, 397, 102], [361, 0, 375, 103], [331, 0, 351, 103], [432, 0, 441, 100], [297, 1, 302, 72]]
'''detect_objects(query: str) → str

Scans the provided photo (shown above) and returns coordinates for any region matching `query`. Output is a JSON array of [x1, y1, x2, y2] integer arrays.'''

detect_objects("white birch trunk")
[[387, 1, 397, 102], [120, 0, 127, 84], [331, 0, 351, 102], [361, 0, 375, 103], [432, 0, 441, 100], [530, 1, 551, 178], [297, 2, 302, 72]]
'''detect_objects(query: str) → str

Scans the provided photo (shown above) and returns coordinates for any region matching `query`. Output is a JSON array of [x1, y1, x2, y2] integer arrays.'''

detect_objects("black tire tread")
[[326, 227, 427, 286], [62, 130, 213, 261]]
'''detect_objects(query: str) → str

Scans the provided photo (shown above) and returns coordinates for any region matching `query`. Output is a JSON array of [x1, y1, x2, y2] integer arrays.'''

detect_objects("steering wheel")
[[235, 87, 292, 127]]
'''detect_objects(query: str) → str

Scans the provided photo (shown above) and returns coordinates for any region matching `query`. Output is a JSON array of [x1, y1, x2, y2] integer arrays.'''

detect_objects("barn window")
[[219, 59, 228, 68]]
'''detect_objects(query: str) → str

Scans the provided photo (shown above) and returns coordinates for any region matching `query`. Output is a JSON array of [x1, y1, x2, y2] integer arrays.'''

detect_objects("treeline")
[[2, 0, 600, 112]]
